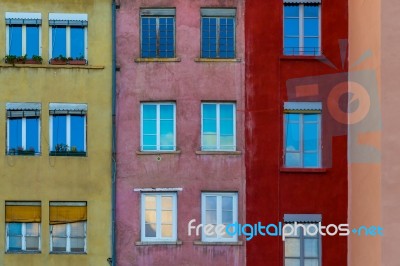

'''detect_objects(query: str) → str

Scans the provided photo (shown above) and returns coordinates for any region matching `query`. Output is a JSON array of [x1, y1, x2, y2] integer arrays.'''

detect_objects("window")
[[5, 12, 41, 58], [284, 214, 322, 266], [201, 102, 236, 151], [5, 201, 41, 252], [283, 1, 320, 55], [140, 8, 175, 58], [49, 103, 87, 155], [50, 202, 87, 253], [141, 102, 176, 151], [49, 13, 87, 60], [6, 103, 41, 155], [201, 192, 238, 242], [284, 102, 321, 168], [201, 8, 236, 58], [141, 193, 177, 242]]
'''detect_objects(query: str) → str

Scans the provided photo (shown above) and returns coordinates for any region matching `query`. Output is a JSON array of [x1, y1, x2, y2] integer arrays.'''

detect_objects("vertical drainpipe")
[[111, 0, 117, 265]]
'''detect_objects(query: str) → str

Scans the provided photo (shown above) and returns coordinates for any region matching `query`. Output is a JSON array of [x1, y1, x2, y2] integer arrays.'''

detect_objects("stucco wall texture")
[[115, 0, 245, 265], [0, 1, 112, 265]]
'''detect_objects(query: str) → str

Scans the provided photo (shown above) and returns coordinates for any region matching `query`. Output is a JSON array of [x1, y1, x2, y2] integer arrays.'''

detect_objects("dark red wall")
[[245, 0, 348, 265]]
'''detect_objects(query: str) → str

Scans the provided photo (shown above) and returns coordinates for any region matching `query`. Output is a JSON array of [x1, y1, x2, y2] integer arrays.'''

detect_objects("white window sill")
[[134, 58, 181, 63], [194, 58, 241, 63], [195, 151, 242, 155], [136, 150, 181, 155], [193, 241, 243, 246], [135, 241, 182, 246]]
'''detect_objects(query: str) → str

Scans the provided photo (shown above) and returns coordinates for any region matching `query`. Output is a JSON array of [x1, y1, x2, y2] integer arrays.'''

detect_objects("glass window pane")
[[304, 18, 319, 36], [284, 37, 300, 55], [161, 196, 172, 209], [202, 134, 217, 150], [26, 236, 40, 250], [285, 259, 301, 266], [222, 196, 233, 211], [203, 119, 217, 134], [52, 115, 66, 151], [70, 115, 85, 152], [8, 236, 22, 251], [304, 114, 318, 122], [305, 238, 319, 257], [304, 38, 319, 55], [52, 237, 67, 251], [284, 5, 299, 17], [26, 117, 39, 153], [304, 259, 319, 266], [220, 105, 234, 119], [26, 25, 39, 58], [304, 153, 318, 168], [145, 223, 156, 237], [161, 211, 173, 224], [8, 223, 22, 235], [286, 122, 300, 151], [9, 118, 22, 150], [52, 224, 67, 237], [304, 123, 318, 151], [143, 120, 156, 134], [9, 25, 22, 56], [285, 238, 301, 257], [25, 223, 40, 236], [205, 196, 217, 210], [285, 153, 301, 167], [160, 120, 173, 136], [284, 18, 299, 36], [222, 210, 233, 224], [143, 135, 157, 150], [161, 224, 173, 237], [220, 135, 234, 150], [143, 105, 157, 119], [206, 210, 217, 224], [304, 5, 319, 17], [52, 26, 66, 58], [145, 210, 156, 224], [160, 105, 174, 119], [70, 238, 85, 252], [220, 119, 234, 135], [145, 196, 156, 209], [203, 104, 216, 119], [70, 222, 85, 237], [70, 27, 85, 59]]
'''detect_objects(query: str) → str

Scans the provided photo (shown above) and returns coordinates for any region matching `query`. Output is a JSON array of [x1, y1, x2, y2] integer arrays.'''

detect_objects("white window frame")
[[49, 114, 87, 152], [201, 102, 236, 151], [48, 13, 88, 59], [6, 222, 41, 252], [140, 193, 177, 242], [284, 214, 322, 266], [7, 117, 41, 154], [283, 3, 321, 55], [50, 222, 87, 253], [140, 102, 176, 151], [5, 12, 42, 57], [201, 192, 238, 242]]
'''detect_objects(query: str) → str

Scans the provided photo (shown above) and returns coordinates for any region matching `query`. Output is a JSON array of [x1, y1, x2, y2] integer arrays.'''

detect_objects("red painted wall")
[[245, 0, 348, 265]]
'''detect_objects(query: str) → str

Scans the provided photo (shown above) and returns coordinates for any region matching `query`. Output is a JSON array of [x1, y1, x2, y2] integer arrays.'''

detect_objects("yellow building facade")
[[0, 0, 112, 265]]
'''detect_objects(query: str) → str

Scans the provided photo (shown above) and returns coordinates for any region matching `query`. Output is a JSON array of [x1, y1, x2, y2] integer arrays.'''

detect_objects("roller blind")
[[49, 202, 87, 225], [5, 202, 41, 223]]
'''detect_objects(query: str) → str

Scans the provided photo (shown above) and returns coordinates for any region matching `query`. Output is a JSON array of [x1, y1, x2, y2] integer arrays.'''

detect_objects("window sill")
[[50, 252, 87, 255], [0, 63, 104, 70], [7, 152, 39, 156], [279, 55, 325, 61], [280, 167, 327, 173], [136, 150, 181, 155], [49, 151, 87, 157], [195, 151, 242, 155], [193, 241, 243, 246], [134, 58, 181, 63], [6, 250, 41, 254], [194, 58, 241, 63], [135, 241, 182, 246]]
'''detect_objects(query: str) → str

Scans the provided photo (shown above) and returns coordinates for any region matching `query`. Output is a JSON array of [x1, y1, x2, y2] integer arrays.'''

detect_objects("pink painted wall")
[[116, 0, 245, 265]]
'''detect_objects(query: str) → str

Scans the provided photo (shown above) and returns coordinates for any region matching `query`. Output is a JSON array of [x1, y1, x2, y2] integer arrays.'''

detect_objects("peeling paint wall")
[[116, 0, 245, 265]]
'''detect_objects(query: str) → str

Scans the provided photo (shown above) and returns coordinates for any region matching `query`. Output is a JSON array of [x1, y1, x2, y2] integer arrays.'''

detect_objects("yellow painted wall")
[[0, 0, 112, 265]]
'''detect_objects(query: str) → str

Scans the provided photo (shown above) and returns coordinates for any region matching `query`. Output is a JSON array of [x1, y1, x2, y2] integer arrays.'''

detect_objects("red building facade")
[[245, 0, 348, 265]]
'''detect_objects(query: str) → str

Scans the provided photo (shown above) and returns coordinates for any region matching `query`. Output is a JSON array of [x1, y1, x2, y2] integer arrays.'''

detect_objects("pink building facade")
[[115, 0, 245, 265]]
